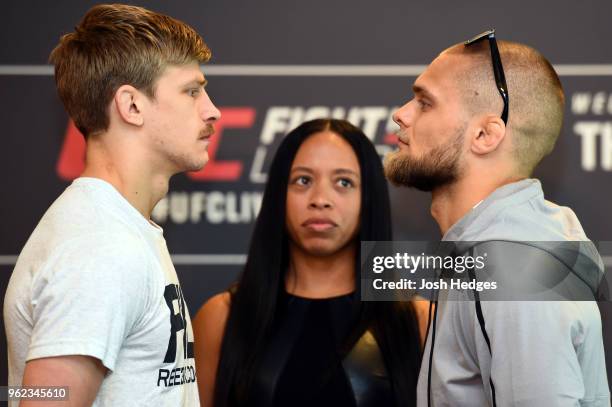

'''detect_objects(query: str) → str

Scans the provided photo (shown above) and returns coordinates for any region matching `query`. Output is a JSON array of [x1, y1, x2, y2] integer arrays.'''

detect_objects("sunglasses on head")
[[464, 29, 509, 125]]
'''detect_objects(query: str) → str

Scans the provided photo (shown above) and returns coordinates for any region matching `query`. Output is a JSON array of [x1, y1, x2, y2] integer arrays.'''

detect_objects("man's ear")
[[470, 115, 506, 156], [113, 85, 145, 127]]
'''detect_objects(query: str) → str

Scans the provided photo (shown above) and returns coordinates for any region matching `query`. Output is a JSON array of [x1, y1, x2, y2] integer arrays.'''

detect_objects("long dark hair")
[[214, 118, 421, 406]]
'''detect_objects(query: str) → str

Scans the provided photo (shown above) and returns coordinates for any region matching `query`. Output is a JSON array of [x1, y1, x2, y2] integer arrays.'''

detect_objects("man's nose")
[[392, 101, 413, 128], [200, 91, 221, 122]]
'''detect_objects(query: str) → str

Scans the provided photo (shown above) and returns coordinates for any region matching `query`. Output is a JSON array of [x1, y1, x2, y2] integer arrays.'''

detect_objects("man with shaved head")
[[385, 31, 609, 406]]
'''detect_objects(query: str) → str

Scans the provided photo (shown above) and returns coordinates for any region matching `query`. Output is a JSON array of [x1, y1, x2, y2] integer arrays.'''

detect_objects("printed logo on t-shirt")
[[157, 284, 197, 387]]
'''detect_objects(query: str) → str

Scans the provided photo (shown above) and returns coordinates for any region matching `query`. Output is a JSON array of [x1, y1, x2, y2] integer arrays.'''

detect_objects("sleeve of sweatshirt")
[[479, 300, 610, 407]]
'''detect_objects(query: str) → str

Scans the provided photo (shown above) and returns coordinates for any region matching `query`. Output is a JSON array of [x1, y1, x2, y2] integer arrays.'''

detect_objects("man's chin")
[[383, 152, 412, 186], [386, 173, 432, 191], [384, 155, 456, 191], [187, 154, 209, 172]]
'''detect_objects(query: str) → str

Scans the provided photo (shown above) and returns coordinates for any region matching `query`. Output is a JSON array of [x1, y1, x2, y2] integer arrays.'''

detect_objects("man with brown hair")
[[4, 4, 220, 406], [385, 31, 609, 406]]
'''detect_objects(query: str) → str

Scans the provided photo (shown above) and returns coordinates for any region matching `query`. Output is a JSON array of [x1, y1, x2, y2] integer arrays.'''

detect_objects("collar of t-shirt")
[[72, 177, 164, 237]]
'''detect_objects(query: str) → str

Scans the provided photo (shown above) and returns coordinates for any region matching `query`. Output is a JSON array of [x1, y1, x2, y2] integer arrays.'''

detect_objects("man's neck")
[[285, 242, 356, 298], [431, 174, 525, 236], [81, 135, 171, 219]]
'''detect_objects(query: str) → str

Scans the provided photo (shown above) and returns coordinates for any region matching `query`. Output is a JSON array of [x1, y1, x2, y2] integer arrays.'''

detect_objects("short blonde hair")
[[49, 4, 211, 137]]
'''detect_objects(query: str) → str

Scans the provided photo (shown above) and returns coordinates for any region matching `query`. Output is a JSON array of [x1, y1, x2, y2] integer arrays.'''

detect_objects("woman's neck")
[[285, 242, 356, 299]]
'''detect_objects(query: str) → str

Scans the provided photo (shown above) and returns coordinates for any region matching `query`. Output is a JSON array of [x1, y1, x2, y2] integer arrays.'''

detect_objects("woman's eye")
[[295, 176, 310, 186], [337, 178, 354, 188]]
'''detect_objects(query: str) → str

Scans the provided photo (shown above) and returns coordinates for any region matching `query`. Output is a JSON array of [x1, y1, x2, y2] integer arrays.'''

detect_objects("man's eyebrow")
[[412, 84, 435, 101], [183, 78, 208, 87]]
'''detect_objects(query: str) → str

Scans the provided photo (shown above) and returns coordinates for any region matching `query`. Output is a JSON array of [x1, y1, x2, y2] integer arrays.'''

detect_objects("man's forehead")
[[159, 63, 205, 83], [414, 53, 466, 97]]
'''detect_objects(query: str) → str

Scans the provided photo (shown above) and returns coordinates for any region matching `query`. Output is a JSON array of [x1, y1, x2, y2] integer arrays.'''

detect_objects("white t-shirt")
[[3, 177, 200, 406]]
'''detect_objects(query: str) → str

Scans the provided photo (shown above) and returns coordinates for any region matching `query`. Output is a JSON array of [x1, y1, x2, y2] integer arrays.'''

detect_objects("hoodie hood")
[[442, 179, 606, 301]]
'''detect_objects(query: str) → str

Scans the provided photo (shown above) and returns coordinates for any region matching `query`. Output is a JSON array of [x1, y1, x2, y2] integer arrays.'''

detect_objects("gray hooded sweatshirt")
[[416, 179, 610, 406]]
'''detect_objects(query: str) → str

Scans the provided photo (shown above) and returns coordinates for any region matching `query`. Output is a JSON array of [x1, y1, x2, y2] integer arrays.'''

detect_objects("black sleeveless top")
[[248, 291, 395, 407]]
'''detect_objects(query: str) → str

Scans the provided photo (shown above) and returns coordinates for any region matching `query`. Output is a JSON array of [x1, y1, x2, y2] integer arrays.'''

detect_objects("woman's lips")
[[302, 218, 337, 232]]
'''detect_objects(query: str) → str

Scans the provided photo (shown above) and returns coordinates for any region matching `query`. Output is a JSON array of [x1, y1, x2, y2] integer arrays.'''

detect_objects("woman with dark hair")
[[194, 118, 424, 407]]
